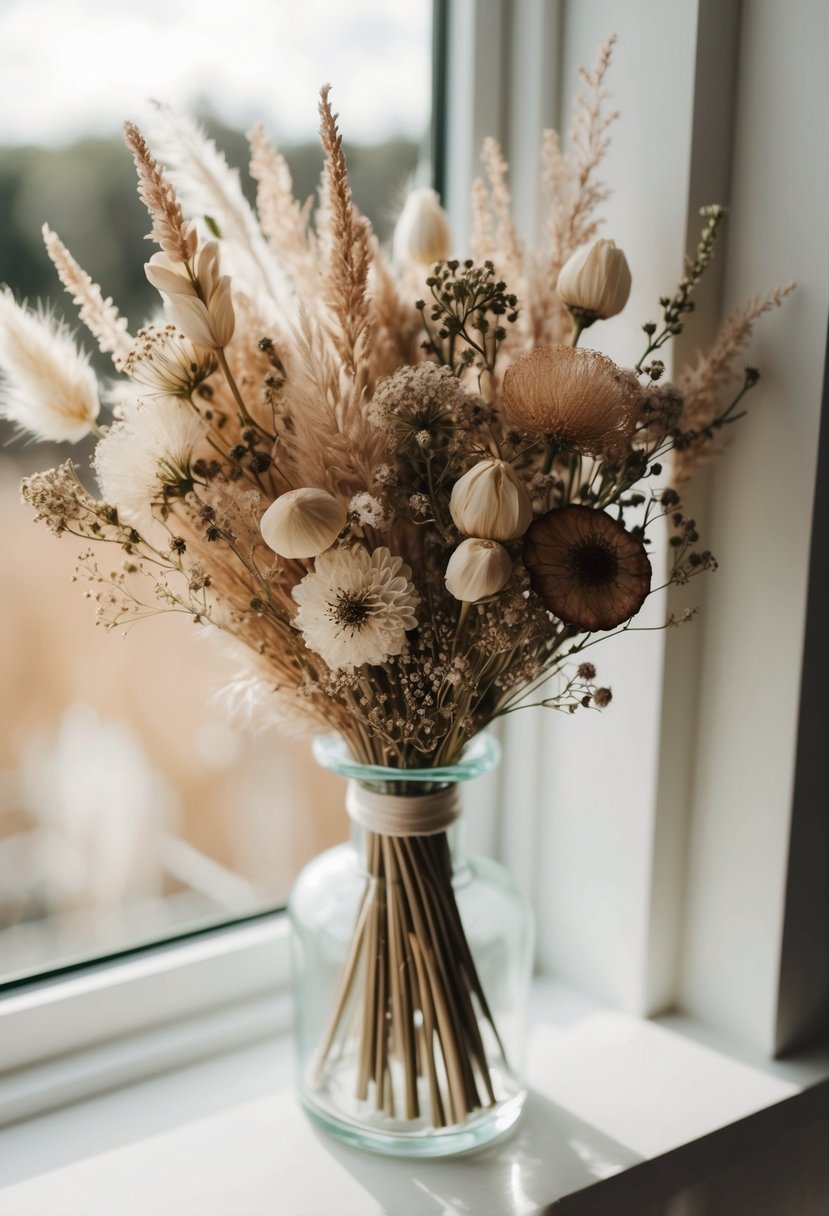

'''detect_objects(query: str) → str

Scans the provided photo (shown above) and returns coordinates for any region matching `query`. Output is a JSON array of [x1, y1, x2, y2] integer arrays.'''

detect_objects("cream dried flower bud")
[[449, 458, 532, 542], [393, 188, 452, 267], [557, 239, 632, 322], [260, 488, 347, 559], [146, 243, 236, 350], [445, 538, 512, 603]]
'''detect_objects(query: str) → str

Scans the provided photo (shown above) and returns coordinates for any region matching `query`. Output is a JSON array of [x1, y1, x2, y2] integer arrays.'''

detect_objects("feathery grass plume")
[[0, 288, 100, 442], [673, 283, 795, 483], [42, 226, 133, 369], [248, 122, 319, 293], [124, 122, 196, 264], [318, 85, 373, 375], [147, 104, 286, 310], [477, 138, 524, 286], [470, 175, 496, 263], [282, 307, 384, 497], [366, 242, 424, 376]]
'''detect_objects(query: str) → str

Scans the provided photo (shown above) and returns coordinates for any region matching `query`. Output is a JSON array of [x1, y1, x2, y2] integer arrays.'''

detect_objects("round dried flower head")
[[502, 345, 643, 456], [557, 239, 632, 322], [260, 487, 346, 559], [368, 363, 475, 452], [523, 504, 651, 632], [392, 187, 452, 267], [593, 687, 613, 708], [576, 662, 596, 680], [445, 538, 513, 602], [449, 458, 532, 542], [292, 546, 419, 671]]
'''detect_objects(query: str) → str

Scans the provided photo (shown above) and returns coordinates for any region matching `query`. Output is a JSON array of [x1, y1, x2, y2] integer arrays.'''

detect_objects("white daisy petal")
[[292, 546, 419, 672]]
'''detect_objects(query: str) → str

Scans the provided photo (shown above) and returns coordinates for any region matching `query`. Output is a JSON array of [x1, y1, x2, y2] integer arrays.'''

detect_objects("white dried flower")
[[124, 325, 216, 398], [292, 546, 419, 671], [0, 288, 100, 442], [557, 239, 632, 322], [260, 487, 346, 559], [445, 538, 513, 602], [145, 242, 235, 350], [349, 492, 391, 530], [392, 187, 452, 267], [449, 458, 533, 542], [94, 398, 206, 531]]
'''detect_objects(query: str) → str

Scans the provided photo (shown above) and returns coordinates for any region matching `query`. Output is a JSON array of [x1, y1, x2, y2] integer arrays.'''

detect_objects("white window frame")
[[1, 0, 826, 1129]]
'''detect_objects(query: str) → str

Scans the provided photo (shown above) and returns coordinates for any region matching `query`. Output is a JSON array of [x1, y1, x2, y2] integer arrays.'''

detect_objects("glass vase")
[[288, 733, 535, 1157]]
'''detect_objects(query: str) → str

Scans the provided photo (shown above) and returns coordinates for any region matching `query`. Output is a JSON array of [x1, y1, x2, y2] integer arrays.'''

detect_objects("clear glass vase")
[[288, 733, 535, 1157]]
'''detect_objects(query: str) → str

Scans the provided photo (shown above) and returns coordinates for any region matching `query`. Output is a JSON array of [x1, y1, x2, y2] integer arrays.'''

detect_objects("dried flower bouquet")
[[1, 38, 791, 1132]]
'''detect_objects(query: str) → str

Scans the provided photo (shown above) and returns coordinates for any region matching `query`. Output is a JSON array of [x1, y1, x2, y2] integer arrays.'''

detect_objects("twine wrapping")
[[345, 780, 460, 838]]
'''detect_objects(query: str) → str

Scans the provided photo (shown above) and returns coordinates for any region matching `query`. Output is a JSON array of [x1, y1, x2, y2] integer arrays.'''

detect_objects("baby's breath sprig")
[[636, 205, 727, 372], [416, 259, 519, 385]]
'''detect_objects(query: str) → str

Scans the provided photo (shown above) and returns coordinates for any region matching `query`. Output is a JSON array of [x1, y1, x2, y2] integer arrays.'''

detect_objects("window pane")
[[0, 0, 433, 983]]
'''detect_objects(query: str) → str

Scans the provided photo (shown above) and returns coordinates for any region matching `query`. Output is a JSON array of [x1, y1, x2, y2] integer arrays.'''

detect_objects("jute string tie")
[[345, 781, 460, 838]]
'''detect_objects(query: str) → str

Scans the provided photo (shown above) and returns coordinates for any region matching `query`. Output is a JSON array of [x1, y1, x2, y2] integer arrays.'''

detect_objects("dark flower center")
[[330, 591, 372, 630], [566, 535, 620, 586]]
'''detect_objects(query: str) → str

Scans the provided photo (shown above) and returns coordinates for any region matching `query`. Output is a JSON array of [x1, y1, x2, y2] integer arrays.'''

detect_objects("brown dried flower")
[[523, 504, 651, 631], [502, 345, 642, 455]]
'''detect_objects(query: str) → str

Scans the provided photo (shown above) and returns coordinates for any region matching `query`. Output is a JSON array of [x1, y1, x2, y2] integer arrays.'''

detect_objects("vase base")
[[299, 1074, 527, 1158]]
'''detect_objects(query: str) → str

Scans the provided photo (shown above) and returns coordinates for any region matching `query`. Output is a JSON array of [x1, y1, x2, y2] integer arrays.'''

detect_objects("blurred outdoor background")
[[0, 0, 432, 981]]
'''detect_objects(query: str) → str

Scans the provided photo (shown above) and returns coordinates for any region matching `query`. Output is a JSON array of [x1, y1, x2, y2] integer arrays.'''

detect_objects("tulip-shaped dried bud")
[[145, 241, 235, 350], [260, 488, 347, 559], [502, 346, 642, 456], [392, 188, 452, 267], [557, 239, 632, 325], [449, 458, 533, 542], [445, 538, 513, 602]]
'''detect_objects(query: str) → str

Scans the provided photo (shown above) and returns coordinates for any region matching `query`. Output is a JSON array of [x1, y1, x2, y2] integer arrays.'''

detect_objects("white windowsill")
[[0, 978, 826, 1216]]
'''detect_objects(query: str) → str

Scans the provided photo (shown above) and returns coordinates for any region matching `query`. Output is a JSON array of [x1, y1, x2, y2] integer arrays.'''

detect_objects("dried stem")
[[316, 829, 504, 1129]]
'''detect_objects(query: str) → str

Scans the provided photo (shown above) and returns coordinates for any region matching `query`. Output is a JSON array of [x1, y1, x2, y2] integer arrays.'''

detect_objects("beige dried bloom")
[[124, 325, 216, 397], [0, 288, 100, 442], [94, 398, 206, 531], [392, 188, 452, 267], [445, 538, 512, 602], [557, 238, 631, 322], [292, 545, 419, 671], [503, 345, 642, 455], [449, 459, 533, 542], [145, 243, 235, 350], [260, 488, 347, 559]]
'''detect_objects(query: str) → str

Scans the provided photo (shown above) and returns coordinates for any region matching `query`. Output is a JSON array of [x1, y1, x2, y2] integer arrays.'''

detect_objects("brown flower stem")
[[570, 318, 585, 346], [315, 828, 504, 1129], [541, 440, 558, 475]]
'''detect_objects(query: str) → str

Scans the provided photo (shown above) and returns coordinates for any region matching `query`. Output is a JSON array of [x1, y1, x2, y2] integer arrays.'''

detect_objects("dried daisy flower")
[[94, 398, 207, 531], [523, 504, 651, 631], [502, 345, 642, 455], [445, 538, 513, 602], [0, 288, 100, 442], [292, 546, 419, 671], [260, 487, 347, 559]]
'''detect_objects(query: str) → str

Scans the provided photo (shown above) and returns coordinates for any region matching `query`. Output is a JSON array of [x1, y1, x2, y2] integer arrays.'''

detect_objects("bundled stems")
[[313, 825, 505, 1128]]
